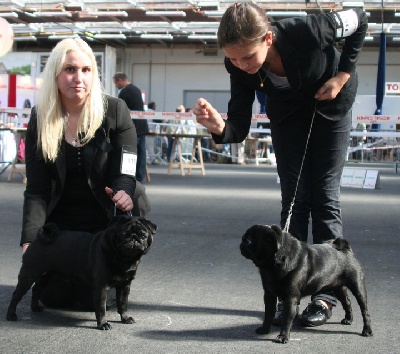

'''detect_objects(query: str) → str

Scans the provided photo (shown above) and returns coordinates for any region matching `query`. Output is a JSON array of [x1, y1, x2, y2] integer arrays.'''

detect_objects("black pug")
[[240, 224, 373, 344], [6, 214, 157, 330]]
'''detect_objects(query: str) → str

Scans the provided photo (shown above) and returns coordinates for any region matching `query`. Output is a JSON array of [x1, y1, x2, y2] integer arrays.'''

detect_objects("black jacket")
[[118, 83, 149, 136], [214, 8, 368, 144], [21, 96, 141, 245]]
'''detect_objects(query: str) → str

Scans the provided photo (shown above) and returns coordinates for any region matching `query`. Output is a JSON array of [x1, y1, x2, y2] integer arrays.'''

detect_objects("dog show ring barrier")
[[2, 108, 400, 183], [150, 132, 209, 176]]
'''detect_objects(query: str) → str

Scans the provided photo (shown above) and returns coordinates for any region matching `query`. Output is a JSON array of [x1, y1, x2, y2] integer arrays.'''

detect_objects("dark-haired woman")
[[193, 3, 367, 327]]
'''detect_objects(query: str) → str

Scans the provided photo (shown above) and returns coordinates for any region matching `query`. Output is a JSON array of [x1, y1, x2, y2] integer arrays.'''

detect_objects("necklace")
[[71, 136, 78, 147], [65, 117, 79, 147], [257, 64, 272, 88]]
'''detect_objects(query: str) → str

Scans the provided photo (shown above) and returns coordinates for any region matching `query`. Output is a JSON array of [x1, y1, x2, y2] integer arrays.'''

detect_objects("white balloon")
[[0, 17, 14, 57]]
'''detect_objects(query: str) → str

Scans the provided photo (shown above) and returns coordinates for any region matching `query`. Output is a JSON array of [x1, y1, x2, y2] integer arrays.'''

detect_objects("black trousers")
[[270, 108, 351, 244]]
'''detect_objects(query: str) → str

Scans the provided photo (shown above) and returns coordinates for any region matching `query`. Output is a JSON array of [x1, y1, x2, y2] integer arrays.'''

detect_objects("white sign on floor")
[[363, 169, 381, 189], [341, 168, 380, 189], [277, 168, 381, 189]]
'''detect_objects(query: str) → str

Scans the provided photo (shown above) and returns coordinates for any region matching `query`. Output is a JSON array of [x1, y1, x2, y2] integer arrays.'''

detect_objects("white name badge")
[[332, 10, 358, 39], [121, 145, 137, 177]]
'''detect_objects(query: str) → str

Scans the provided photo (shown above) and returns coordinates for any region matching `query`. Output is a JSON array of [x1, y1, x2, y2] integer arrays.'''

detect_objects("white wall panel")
[[117, 47, 400, 113]]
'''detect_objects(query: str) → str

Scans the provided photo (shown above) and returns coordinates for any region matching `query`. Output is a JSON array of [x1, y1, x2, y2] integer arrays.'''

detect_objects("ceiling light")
[[94, 33, 126, 39], [145, 11, 186, 17], [188, 34, 217, 40], [267, 11, 307, 17], [32, 11, 72, 17], [364, 36, 374, 41], [368, 23, 392, 31], [179, 22, 219, 29], [342, 2, 364, 8], [393, 37, 400, 42], [48, 34, 79, 40], [203, 11, 224, 17], [395, 13, 400, 18], [14, 35, 37, 42], [86, 11, 128, 17], [140, 33, 173, 39], [198, 1, 219, 8], [0, 12, 18, 18]]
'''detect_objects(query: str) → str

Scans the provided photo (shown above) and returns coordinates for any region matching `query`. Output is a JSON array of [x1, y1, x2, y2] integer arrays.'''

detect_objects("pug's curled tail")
[[332, 238, 352, 252]]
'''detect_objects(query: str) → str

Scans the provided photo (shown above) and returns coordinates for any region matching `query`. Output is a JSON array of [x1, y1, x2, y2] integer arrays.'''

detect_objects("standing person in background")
[[166, 104, 185, 162], [184, 107, 198, 135], [193, 2, 367, 327], [21, 38, 150, 309], [113, 72, 148, 183], [185, 106, 209, 162], [147, 101, 162, 164], [256, 91, 274, 156], [148, 101, 164, 129]]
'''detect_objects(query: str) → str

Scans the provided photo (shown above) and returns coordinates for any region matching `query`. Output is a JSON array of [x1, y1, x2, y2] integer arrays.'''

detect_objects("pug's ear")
[[273, 226, 287, 268], [271, 225, 282, 236], [270, 224, 284, 250], [138, 218, 158, 234]]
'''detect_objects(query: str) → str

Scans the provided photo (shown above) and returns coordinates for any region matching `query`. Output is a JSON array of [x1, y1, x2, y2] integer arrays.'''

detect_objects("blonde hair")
[[217, 3, 270, 48], [36, 37, 106, 162]]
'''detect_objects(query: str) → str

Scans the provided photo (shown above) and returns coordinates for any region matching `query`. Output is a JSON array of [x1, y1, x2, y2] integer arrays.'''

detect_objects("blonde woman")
[[20, 37, 149, 308]]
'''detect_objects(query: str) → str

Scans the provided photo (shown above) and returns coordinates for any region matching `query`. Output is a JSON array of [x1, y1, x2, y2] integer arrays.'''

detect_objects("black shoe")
[[272, 302, 299, 326], [300, 300, 332, 327]]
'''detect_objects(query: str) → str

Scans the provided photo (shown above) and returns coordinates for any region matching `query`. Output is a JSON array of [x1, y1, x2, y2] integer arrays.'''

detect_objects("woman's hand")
[[105, 186, 134, 212], [22, 243, 30, 254], [315, 72, 351, 101], [193, 98, 225, 136]]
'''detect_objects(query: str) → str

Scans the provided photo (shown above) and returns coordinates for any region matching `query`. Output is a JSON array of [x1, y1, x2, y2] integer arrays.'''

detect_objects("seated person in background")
[[21, 37, 150, 309]]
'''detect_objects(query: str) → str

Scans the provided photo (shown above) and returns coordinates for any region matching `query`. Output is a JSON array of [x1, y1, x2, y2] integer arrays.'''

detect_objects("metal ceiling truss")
[[1, 1, 400, 47]]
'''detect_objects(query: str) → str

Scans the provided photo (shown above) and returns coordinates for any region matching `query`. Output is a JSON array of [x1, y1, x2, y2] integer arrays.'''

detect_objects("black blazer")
[[213, 8, 368, 144], [21, 95, 143, 245]]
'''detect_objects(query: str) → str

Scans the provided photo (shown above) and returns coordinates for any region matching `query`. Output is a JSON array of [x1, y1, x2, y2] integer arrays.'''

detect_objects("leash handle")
[[113, 205, 133, 217], [111, 188, 133, 217]]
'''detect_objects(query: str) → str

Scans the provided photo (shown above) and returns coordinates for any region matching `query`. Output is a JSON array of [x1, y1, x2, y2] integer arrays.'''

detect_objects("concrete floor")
[[0, 161, 399, 353]]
